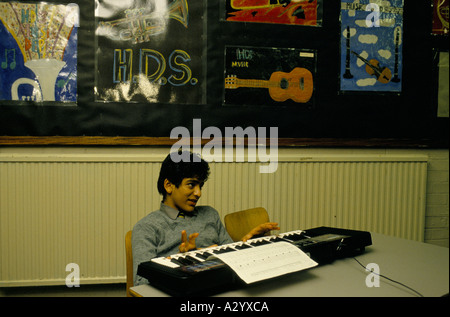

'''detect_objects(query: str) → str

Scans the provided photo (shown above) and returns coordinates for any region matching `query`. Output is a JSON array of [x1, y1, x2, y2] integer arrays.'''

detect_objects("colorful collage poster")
[[224, 0, 323, 26], [95, 0, 205, 104], [223, 46, 316, 107], [0, 2, 79, 102], [340, 0, 404, 93]]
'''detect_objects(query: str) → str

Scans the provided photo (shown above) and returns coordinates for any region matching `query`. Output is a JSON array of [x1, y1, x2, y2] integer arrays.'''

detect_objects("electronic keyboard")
[[137, 226, 372, 296]]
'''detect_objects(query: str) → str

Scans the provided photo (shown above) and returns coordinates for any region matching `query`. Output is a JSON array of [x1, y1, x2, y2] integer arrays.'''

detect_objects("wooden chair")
[[224, 207, 270, 242], [125, 230, 133, 297]]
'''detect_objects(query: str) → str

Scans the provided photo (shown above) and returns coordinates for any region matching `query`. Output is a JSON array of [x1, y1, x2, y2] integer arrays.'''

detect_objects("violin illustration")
[[351, 51, 392, 84]]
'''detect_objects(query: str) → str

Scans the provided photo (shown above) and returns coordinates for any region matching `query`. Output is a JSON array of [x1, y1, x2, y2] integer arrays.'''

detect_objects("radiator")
[[0, 152, 428, 286]]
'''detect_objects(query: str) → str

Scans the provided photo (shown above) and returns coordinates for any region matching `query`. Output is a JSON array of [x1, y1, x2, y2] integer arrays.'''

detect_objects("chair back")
[[125, 230, 133, 297], [224, 207, 270, 241]]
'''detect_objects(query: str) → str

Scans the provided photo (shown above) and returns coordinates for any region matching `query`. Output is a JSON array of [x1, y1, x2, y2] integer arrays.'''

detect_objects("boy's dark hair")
[[157, 151, 210, 199]]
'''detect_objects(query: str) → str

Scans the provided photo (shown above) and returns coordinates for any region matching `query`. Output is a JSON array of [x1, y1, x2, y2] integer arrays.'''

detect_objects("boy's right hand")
[[179, 230, 199, 253]]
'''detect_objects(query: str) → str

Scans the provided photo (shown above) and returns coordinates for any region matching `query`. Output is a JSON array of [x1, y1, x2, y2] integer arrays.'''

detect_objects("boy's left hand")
[[241, 222, 280, 242]]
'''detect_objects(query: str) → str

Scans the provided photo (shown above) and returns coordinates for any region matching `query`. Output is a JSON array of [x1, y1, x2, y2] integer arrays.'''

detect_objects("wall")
[[1, 146, 447, 248], [425, 149, 449, 247]]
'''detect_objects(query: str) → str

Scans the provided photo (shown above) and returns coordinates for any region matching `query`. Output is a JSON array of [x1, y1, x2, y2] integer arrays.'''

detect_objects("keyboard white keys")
[[151, 230, 306, 268], [151, 256, 179, 268]]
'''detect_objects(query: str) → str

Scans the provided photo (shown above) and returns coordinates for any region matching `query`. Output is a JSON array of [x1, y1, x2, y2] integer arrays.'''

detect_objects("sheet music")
[[211, 242, 318, 284]]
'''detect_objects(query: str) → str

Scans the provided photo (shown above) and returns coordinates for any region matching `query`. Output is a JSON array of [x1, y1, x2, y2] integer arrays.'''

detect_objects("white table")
[[130, 233, 449, 297]]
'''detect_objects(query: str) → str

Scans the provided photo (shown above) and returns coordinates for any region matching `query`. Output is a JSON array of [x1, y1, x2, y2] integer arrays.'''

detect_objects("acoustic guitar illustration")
[[225, 68, 314, 103]]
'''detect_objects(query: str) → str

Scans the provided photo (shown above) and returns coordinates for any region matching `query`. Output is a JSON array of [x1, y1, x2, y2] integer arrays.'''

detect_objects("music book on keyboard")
[[211, 241, 318, 284]]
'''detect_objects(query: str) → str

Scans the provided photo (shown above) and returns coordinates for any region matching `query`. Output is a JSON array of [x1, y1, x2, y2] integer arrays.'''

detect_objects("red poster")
[[225, 0, 323, 26]]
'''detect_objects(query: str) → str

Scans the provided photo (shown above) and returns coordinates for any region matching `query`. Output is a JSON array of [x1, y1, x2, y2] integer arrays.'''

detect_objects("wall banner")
[[94, 0, 205, 104]]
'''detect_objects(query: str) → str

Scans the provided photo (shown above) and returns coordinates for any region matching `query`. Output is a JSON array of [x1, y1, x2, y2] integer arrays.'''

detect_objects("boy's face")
[[164, 177, 204, 213]]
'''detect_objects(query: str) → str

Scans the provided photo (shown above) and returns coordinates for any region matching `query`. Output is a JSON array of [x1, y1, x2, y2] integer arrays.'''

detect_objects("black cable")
[[352, 257, 424, 297]]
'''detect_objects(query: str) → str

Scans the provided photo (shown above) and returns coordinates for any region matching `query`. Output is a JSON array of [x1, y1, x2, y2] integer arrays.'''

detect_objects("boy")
[[132, 151, 279, 286]]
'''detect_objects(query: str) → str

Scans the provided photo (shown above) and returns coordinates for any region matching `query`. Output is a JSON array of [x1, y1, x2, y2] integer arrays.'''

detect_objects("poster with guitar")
[[340, 0, 404, 93], [223, 46, 316, 107]]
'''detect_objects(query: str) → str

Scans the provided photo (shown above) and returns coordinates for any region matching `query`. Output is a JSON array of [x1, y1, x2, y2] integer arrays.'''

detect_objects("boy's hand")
[[179, 230, 199, 253], [241, 222, 280, 242]]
